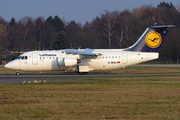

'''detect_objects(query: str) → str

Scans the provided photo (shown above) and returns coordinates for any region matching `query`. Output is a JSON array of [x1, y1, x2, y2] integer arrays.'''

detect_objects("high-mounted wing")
[[65, 48, 101, 56]]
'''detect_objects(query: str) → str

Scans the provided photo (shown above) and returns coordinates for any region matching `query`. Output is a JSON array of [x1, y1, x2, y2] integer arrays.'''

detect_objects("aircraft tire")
[[16, 72, 20, 76], [78, 72, 88, 75]]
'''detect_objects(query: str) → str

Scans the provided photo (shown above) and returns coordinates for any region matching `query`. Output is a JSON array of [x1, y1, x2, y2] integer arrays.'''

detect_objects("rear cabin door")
[[122, 52, 128, 64], [32, 53, 38, 65]]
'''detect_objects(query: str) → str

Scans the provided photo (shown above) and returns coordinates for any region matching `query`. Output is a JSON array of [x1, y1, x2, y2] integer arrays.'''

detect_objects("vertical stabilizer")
[[125, 25, 175, 52]]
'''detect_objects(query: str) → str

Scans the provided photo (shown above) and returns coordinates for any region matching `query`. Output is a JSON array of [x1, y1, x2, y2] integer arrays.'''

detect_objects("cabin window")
[[115, 56, 117, 59], [49, 57, 51, 59], [43, 57, 45, 59], [106, 56, 108, 59], [119, 56, 120, 58], [112, 56, 114, 59], [40, 57, 41, 59], [109, 56, 111, 59]]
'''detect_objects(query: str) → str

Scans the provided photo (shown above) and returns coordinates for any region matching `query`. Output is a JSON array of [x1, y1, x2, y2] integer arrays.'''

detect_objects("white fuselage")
[[5, 50, 159, 72]]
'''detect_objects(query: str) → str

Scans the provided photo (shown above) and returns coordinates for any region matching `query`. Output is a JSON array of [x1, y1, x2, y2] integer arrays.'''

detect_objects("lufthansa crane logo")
[[145, 31, 162, 48]]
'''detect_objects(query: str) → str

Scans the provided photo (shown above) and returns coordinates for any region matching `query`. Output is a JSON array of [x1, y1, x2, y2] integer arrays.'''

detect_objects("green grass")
[[1, 76, 180, 119]]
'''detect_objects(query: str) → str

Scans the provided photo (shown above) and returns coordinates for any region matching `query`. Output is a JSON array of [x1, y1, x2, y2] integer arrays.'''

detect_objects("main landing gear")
[[78, 72, 88, 75]]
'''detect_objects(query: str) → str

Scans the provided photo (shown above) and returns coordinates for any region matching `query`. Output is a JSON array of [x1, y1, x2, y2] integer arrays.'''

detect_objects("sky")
[[0, 0, 180, 25]]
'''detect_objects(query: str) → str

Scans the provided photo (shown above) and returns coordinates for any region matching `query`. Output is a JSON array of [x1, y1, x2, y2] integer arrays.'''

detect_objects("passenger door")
[[122, 52, 128, 64], [32, 53, 38, 65]]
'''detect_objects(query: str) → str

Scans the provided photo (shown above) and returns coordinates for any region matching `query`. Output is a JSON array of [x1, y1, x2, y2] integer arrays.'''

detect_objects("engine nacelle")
[[57, 57, 80, 67], [64, 58, 78, 66], [57, 57, 65, 66]]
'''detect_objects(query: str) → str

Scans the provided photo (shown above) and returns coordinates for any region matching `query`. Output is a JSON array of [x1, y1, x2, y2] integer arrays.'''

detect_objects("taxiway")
[[1, 73, 180, 84]]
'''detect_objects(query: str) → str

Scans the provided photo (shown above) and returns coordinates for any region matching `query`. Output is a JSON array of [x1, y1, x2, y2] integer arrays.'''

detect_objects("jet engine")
[[57, 57, 81, 67]]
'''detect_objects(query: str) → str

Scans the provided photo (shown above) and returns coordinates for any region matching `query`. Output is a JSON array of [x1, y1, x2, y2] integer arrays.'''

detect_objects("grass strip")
[[0, 75, 180, 119]]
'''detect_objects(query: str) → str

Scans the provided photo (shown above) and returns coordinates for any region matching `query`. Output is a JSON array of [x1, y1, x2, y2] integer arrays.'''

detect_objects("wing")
[[65, 48, 101, 56]]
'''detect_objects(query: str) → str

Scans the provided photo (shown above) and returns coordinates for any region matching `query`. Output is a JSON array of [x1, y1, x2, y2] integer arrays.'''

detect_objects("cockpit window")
[[21, 56, 24, 59], [17, 56, 21, 59], [16, 56, 28, 60]]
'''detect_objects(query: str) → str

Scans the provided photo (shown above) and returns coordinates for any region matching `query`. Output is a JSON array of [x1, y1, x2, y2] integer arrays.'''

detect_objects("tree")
[[52, 15, 65, 32], [157, 2, 178, 24], [0, 24, 5, 54], [71, 30, 86, 49], [43, 21, 57, 50], [0, 17, 8, 55], [83, 22, 99, 49], [91, 17, 103, 48], [46, 16, 53, 25], [126, 6, 163, 48], [52, 30, 70, 50], [8, 17, 19, 51], [157, 2, 175, 9], [24, 36, 37, 50], [18, 16, 34, 26], [9, 17, 16, 26], [66, 20, 81, 48], [157, 2, 179, 61], [44, 16, 65, 49], [115, 10, 131, 48], [34, 17, 45, 50], [101, 10, 117, 48]]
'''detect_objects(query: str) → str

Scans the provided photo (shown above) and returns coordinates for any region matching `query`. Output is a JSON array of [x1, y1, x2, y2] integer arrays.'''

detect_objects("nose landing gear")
[[16, 72, 20, 76]]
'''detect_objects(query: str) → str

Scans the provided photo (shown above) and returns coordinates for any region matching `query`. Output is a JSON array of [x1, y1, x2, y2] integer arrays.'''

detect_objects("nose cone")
[[4, 60, 19, 70], [4, 63, 11, 69]]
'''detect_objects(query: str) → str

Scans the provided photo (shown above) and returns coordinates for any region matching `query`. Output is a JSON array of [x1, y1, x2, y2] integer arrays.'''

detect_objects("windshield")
[[16, 56, 28, 60]]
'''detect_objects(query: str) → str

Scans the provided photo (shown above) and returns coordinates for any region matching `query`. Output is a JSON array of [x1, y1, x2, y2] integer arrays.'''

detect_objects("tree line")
[[0, 2, 180, 61]]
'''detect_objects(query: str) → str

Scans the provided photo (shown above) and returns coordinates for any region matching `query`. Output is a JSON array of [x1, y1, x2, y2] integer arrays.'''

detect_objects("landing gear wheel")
[[78, 72, 88, 75], [16, 72, 20, 76]]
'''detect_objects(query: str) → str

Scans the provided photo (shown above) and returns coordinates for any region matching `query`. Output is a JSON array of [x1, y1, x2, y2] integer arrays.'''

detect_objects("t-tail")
[[125, 25, 175, 52]]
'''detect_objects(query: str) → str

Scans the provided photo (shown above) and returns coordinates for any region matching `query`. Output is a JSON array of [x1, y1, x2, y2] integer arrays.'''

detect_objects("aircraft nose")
[[4, 63, 11, 69]]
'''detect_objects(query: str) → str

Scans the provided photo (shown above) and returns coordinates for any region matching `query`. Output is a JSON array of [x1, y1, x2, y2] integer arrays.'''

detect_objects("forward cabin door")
[[122, 52, 128, 64], [32, 53, 38, 65]]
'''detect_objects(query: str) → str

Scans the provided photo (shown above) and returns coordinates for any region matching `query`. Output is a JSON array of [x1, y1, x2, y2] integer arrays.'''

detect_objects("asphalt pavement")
[[1, 73, 180, 84]]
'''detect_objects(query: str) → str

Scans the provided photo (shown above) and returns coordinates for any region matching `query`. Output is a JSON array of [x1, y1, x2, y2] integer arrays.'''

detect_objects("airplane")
[[4, 25, 175, 75]]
